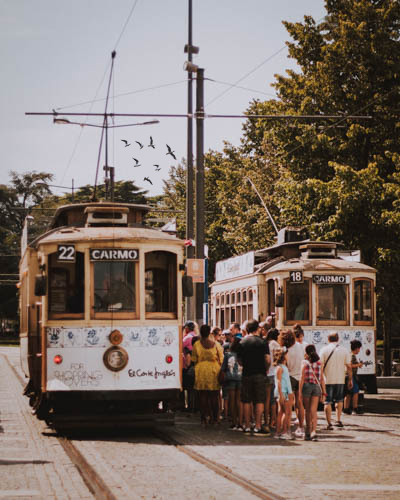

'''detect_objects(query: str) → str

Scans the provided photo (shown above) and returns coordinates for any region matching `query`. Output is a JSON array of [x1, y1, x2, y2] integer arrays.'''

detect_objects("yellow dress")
[[192, 340, 223, 391]]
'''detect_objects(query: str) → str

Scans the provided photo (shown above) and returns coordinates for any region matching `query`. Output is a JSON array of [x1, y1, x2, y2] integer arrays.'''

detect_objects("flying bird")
[[166, 144, 176, 160], [121, 140, 131, 147], [154, 164, 161, 171], [148, 136, 155, 148], [135, 141, 144, 149], [132, 158, 141, 167], [143, 177, 153, 185]]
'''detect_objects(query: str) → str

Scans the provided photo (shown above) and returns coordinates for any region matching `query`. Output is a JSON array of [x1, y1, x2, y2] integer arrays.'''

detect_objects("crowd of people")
[[181, 318, 364, 440]]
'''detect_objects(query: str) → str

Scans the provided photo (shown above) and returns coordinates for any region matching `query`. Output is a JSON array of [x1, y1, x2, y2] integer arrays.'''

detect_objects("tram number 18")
[[58, 245, 76, 262], [290, 271, 303, 283]]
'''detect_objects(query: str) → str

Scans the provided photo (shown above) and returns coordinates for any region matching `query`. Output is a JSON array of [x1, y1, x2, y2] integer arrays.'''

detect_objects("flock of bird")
[[120, 136, 176, 186]]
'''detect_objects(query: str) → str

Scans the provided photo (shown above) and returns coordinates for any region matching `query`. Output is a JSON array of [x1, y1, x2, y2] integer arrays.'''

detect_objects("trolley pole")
[[195, 67, 205, 325]]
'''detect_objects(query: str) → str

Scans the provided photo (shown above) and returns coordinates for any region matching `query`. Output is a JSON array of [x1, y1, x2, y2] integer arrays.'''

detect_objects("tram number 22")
[[58, 245, 76, 262], [290, 271, 303, 283]]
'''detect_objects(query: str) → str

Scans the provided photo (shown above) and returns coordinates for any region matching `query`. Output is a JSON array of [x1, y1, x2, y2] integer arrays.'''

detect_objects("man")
[[237, 319, 270, 435], [320, 332, 353, 429]]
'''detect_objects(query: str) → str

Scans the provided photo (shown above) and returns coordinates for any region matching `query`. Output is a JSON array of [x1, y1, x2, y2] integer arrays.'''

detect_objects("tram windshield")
[[145, 251, 177, 316], [354, 279, 373, 323], [317, 284, 348, 324], [285, 280, 310, 324], [93, 262, 136, 312]]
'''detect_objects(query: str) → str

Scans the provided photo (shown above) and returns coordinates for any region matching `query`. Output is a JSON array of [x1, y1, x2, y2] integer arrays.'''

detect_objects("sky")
[[0, 0, 326, 198]]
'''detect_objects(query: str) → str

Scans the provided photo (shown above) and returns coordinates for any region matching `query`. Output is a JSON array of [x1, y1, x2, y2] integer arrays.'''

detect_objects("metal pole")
[[186, 0, 195, 321], [195, 68, 205, 325]]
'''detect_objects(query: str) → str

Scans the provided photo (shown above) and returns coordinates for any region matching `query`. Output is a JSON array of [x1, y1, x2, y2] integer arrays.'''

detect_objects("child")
[[343, 340, 363, 414], [273, 348, 294, 439], [299, 344, 326, 441]]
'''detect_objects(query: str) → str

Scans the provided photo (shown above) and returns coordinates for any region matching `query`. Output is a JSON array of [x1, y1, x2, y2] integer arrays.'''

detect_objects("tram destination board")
[[89, 248, 139, 261], [312, 274, 350, 284]]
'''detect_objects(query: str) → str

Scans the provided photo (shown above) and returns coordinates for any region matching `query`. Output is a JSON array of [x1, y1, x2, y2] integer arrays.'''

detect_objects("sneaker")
[[228, 424, 236, 430], [261, 425, 271, 435], [335, 421, 344, 427], [233, 425, 242, 431], [279, 432, 294, 440], [343, 408, 352, 415], [294, 427, 305, 438], [310, 431, 318, 441], [304, 433, 312, 441], [326, 423, 333, 430], [243, 427, 252, 434], [354, 407, 363, 414], [253, 427, 270, 436]]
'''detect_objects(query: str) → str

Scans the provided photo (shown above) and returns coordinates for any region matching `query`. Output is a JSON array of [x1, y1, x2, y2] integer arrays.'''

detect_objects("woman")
[[192, 324, 224, 426], [221, 334, 243, 430], [274, 348, 294, 439], [265, 328, 280, 430], [299, 344, 326, 441]]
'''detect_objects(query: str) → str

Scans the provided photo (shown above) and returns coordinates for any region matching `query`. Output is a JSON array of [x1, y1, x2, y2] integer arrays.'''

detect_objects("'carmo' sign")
[[312, 274, 350, 284]]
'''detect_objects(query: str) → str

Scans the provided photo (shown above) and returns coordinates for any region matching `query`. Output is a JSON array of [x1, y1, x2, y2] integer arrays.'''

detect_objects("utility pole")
[[184, 0, 201, 323], [185, 0, 195, 321], [195, 67, 205, 324]]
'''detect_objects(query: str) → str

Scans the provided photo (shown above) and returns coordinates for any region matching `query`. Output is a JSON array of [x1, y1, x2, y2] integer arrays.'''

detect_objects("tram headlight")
[[109, 329, 123, 345], [103, 346, 129, 372], [165, 355, 173, 364], [53, 355, 63, 365]]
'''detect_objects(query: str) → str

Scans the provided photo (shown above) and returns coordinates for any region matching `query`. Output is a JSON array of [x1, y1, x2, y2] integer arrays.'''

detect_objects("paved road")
[[1, 346, 400, 499]]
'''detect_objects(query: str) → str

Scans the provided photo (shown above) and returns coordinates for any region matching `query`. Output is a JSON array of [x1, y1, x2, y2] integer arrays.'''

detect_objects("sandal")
[[335, 421, 344, 427], [326, 423, 333, 430]]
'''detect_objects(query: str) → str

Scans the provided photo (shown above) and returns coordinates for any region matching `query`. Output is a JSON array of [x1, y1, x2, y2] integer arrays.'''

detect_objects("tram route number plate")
[[57, 244, 76, 262], [290, 270, 303, 283]]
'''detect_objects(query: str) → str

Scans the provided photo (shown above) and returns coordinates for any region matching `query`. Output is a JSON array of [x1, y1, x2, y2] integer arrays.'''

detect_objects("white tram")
[[19, 202, 191, 428], [211, 227, 377, 392]]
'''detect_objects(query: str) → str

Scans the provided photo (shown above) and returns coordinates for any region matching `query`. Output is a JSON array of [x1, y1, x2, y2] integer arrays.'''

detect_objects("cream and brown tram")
[[211, 227, 377, 392], [19, 202, 191, 428]]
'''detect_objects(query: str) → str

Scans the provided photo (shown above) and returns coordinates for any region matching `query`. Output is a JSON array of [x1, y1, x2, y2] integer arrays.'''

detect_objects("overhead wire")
[[59, 0, 141, 186]]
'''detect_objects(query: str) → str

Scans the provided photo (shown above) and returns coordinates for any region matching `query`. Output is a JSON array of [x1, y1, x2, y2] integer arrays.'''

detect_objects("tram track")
[[5, 351, 400, 500], [153, 428, 285, 500]]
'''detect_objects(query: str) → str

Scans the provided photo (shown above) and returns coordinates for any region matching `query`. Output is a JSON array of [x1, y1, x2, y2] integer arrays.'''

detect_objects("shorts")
[[302, 382, 322, 398], [266, 376, 275, 403], [347, 376, 360, 395], [290, 376, 299, 392], [325, 384, 345, 404], [241, 374, 266, 404], [225, 380, 241, 391]]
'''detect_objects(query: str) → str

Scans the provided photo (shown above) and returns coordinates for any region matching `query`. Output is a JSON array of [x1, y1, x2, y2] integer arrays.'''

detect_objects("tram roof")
[[31, 225, 183, 248], [49, 202, 150, 229], [264, 256, 376, 274]]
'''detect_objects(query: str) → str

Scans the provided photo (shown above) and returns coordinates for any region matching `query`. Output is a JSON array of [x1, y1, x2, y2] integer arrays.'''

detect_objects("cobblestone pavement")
[[2, 346, 400, 500]]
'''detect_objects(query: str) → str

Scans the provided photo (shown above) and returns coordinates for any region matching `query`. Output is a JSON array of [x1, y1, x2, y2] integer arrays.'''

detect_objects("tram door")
[[28, 302, 42, 391]]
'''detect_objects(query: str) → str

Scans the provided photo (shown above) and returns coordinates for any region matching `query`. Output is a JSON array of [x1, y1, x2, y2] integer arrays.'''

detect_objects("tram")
[[19, 202, 192, 428], [210, 227, 377, 392]]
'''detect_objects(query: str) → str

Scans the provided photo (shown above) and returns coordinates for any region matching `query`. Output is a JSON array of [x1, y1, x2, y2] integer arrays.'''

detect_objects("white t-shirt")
[[320, 342, 351, 385], [287, 341, 304, 381]]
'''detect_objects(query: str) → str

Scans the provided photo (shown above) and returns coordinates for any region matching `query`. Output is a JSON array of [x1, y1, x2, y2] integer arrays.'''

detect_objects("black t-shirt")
[[237, 335, 270, 377]]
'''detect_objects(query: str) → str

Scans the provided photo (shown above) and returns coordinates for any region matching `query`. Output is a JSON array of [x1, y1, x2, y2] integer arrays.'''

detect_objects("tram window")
[[354, 279, 373, 324], [48, 252, 84, 319], [267, 279, 275, 316], [145, 251, 177, 317], [93, 261, 136, 316], [285, 280, 310, 325], [317, 284, 348, 325]]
